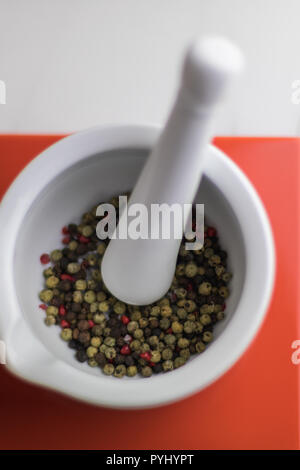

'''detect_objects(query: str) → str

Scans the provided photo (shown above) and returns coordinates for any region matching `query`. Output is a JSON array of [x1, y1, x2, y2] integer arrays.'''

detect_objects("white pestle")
[[101, 36, 244, 305]]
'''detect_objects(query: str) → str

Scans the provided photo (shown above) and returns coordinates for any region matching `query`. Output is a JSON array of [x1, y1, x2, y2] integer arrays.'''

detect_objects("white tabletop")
[[0, 0, 299, 135]]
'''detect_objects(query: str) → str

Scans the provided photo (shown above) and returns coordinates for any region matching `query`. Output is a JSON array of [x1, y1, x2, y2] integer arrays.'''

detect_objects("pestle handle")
[[102, 36, 244, 305]]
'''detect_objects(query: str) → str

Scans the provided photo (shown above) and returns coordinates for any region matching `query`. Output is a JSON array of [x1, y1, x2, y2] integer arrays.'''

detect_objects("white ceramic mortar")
[[0, 125, 275, 408]]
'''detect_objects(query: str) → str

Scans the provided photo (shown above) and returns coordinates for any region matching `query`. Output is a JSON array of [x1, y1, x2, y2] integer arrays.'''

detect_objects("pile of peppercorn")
[[39, 196, 231, 378]]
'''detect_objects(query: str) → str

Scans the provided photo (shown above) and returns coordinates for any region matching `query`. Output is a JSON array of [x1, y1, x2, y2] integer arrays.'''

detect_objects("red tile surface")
[[0, 135, 299, 450]]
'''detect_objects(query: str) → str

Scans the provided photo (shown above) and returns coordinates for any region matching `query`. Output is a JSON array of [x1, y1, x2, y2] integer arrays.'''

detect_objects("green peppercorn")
[[200, 314, 211, 325], [127, 365, 138, 377], [45, 315, 56, 326], [43, 267, 54, 278], [45, 275, 60, 289], [184, 320, 196, 334], [164, 334, 176, 346], [67, 262, 81, 274], [99, 301, 110, 312], [127, 321, 138, 333], [73, 290, 83, 303], [68, 240, 78, 251], [133, 328, 144, 339], [204, 248, 214, 258], [162, 360, 173, 372], [61, 328, 72, 341], [151, 350, 161, 363], [130, 339, 141, 352], [148, 336, 159, 348], [161, 306, 172, 317], [84, 290, 96, 304], [91, 336, 102, 348], [92, 269, 102, 282], [202, 331, 213, 343], [74, 280, 86, 291], [104, 347, 116, 360], [93, 313, 106, 324], [172, 321, 183, 334], [88, 358, 98, 367], [175, 288, 187, 299], [139, 317, 149, 328], [150, 306, 160, 317], [50, 249, 62, 262], [162, 348, 173, 360], [46, 306, 58, 316], [196, 341, 206, 353], [174, 357, 186, 368], [141, 366, 152, 377], [140, 343, 150, 353], [177, 337, 189, 349], [180, 348, 190, 360], [160, 318, 170, 330], [217, 311, 225, 321], [200, 304, 214, 314], [103, 363, 114, 375], [185, 262, 198, 278], [131, 310, 142, 321], [111, 364, 125, 378], [177, 308, 187, 320], [39, 289, 54, 303], [97, 291, 107, 302], [104, 336, 116, 347], [86, 346, 98, 358], [219, 286, 229, 298], [222, 272, 232, 282]]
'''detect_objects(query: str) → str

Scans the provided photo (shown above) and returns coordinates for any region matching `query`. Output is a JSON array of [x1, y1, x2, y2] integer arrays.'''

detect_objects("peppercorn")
[[195, 341, 206, 353], [67, 262, 81, 274], [84, 290, 96, 304], [185, 262, 198, 278], [39, 289, 54, 303], [174, 357, 186, 368], [95, 352, 106, 367], [200, 314, 211, 325], [78, 331, 90, 344], [104, 336, 116, 347], [105, 347, 116, 360], [127, 365, 138, 377], [45, 315, 56, 326], [127, 321, 138, 333], [172, 321, 183, 334], [202, 331, 213, 343], [164, 334, 176, 346], [160, 318, 170, 330], [99, 301, 110, 313], [141, 366, 152, 377], [151, 350, 161, 363], [162, 360, 173, 372], [219, 286, 229, 298], [76, 350, 88, 363], [113, 301, 126, 315], [162, 348, 173, 360], [160, 305, 172, 318], [114, 364, 126, 378], [180, 348, 190, 360], [103, 364, 114, 375], [46, 306, 58, 317], [91, 336, 102, 348]]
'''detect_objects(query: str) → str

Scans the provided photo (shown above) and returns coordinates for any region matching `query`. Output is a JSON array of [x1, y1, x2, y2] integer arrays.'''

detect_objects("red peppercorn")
[[59, 305, 66, 316], [78, 235, 90, 244], [40, 253, 50, 264], [149, 361, 155, 367], [88, 320, 95, 328], [222, 303, 226, 311], [60, 274, 75, 281], [62, 226, 69, 235], [207, 227, 217, 237], [187, 283, 193, 292], [60, 319, 70, 328], [39, 304, 47, 310], [140, 351, 151, 361], [120, 344, 131, 355], [62, 235, 70, 244], [121, 315, 130, 325], [166, 328, 173, 334]]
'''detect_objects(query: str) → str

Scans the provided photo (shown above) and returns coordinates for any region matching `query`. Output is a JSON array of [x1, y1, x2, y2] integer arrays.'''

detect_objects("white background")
[[0, 0, 300, 135]]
